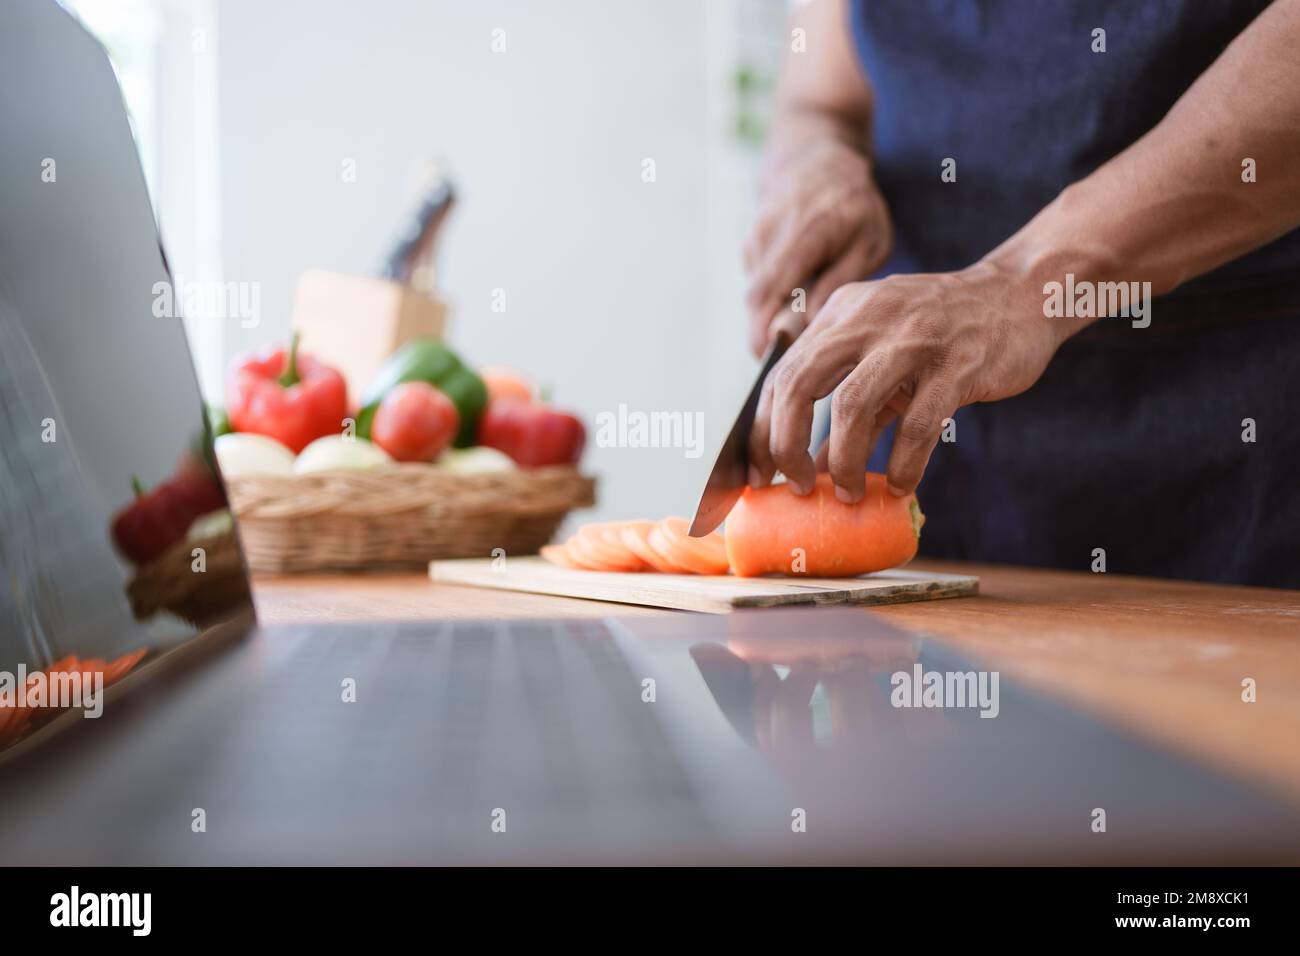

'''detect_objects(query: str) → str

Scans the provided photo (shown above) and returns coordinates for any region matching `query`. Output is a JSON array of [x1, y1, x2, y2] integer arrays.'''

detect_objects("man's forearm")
[[760, 107, 871, 190], [759, 0, 874, 191], [744, 1, 891, 354], [983, 0, 1300, 340]]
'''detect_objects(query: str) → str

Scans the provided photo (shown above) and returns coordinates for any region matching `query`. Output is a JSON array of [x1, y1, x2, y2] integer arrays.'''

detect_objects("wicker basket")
[[127, 529, 250, 624], [224, 464, 595, 573]]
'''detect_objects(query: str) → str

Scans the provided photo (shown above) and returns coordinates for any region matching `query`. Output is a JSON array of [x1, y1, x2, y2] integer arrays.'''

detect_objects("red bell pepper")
[[227, 332, 348, 454], [477, 397, 585, 467], [111, 466, 226, 565]]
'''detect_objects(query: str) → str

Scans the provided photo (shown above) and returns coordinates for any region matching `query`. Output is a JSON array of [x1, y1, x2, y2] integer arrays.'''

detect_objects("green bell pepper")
[[356, 339, 488, 448]]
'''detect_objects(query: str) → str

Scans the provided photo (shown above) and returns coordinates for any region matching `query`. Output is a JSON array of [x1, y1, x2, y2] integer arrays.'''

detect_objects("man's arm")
[[758, 0, 873, 182], [990, 0, 1300, 338], [743, 0, 891, 356], [749, 0, 1300, 502]]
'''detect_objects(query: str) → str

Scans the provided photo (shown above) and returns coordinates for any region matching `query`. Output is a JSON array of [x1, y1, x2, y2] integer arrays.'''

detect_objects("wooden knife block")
[[291, 269, 448, 403]]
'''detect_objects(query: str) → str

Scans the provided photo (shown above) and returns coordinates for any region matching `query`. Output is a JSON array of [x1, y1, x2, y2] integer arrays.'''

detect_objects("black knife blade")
[[687, 331, 791, 537]]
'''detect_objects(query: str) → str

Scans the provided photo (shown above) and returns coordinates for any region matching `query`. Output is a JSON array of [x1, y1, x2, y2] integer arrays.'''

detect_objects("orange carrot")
[[45, 656, 78, 674], [620, 521, 681, 573], [595, 524, 650, 571], [550, 518, 733, 575], [101, 649, 148, 685], [725, 473, 922, 577], [0, 651, 134, 745], [78, 659, 108, 679], [576, 523, 646, 572], [561, 533, 609, 570], [540, 544, 581, 569], [652, 518, 729, 575]]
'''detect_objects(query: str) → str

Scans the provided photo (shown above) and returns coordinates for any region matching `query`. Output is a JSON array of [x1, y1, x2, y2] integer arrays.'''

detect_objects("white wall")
[[208, 0, 775, 525]]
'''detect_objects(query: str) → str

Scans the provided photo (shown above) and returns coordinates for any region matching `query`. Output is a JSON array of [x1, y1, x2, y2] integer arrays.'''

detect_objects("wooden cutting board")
[[429, 556, 978, 614]]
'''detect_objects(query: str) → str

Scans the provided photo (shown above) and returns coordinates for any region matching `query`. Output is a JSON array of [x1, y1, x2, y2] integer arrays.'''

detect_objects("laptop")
[[1, 0, 1298, 865]]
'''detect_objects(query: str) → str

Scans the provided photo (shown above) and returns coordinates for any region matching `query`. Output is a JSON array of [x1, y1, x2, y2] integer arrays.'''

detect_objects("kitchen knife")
[[687, 327, 793, 537], [380, 161, 455, 289]]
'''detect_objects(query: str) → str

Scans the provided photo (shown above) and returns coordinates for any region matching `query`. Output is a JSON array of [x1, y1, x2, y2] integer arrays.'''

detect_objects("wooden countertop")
[[253, 560, 1300, 806]]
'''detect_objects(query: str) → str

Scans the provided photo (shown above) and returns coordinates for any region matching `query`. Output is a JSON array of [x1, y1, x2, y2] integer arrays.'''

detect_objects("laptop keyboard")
[[190, 617, 716, 856], [423, 619, 699, 814], [0, 616, 720, 863]]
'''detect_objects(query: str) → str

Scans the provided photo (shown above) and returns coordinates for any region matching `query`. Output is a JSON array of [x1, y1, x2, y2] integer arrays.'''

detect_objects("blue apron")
[[847, 0, 1300, 587]]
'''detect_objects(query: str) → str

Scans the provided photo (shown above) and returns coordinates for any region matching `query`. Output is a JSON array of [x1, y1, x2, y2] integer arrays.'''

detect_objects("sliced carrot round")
[[77, 662, 107, 700], [540, 543, 581, 569], [647, 524, 703, 575], [653, 518, 730, 575], [78, 659, 108, 675], [646, 525, 695, 574], [560, 533, 607, 570], [574, 522, 646, 572], [45, 655, 78, 674], [102, 649, 148, 686], [664, 518, 729, 569], [593, 523, 650, 571], [620, 521, 680, 573]]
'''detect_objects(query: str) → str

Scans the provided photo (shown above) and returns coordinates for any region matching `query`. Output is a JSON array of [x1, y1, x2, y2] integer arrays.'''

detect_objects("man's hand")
[[747, 262, 1062, 502], [743, 139, 893, 357], [743, 0, 1300, 505]]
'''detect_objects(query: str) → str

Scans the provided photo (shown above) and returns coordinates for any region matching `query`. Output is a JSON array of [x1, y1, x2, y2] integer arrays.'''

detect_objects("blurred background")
[[67, 0, 791, 523]]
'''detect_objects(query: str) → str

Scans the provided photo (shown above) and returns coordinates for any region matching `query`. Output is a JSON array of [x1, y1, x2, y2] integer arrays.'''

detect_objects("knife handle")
[[768, 311, 804, 348]]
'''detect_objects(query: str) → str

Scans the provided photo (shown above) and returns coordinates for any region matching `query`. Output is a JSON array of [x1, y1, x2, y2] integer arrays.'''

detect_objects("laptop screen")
[[0, 0, 255, 754]]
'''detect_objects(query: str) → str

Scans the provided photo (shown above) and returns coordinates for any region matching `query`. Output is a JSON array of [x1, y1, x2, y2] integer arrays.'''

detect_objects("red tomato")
[[476, 398, 585, 467], [370, 382, 460, 462]]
